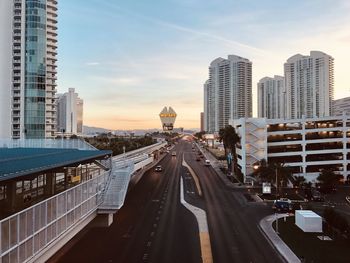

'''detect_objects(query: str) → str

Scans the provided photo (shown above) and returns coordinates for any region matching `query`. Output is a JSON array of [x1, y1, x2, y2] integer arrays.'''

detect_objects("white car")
[[172, 152, 176, 156], [205, 160, 211, 166]]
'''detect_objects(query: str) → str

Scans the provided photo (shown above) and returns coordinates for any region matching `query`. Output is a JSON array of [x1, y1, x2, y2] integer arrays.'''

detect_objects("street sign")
[[262, 182, 271, 194]]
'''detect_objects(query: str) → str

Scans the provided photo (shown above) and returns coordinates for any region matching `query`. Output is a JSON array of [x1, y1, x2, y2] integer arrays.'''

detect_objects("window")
[[16, 181, 23, 194], [0, 186, 7, 200]]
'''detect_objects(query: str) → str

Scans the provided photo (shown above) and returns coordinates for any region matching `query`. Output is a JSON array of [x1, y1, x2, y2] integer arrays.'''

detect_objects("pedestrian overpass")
[[0, 139, 167, 263]]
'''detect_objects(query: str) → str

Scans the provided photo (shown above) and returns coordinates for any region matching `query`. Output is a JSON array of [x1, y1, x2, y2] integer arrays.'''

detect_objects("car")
[[304, 189, 325, 201], [279, 198, 292, 204], [205, 160, 211, 166], [311, 190, 325, 201], [155, 165, 162, 172], [171, 152, 176, 156], [272, 200, 293, 213]]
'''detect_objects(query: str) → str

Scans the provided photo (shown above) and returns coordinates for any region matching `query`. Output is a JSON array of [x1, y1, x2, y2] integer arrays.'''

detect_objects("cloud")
[[85, 62, 100, 66]]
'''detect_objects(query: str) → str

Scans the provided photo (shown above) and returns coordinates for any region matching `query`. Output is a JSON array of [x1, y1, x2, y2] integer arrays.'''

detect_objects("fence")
[[0, 139, 97, 151], [0, 170, 108, 263]]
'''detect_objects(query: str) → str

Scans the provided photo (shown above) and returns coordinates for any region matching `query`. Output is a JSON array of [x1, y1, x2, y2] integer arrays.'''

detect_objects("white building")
[[57, 88, 83, 135], [0, 0, 58, 139], [204, 55, 252, 132], [258, 76, 286, 119], [333, 97, 350, 116], [284, 51, 334, 119], [230, 115, 350, 183]]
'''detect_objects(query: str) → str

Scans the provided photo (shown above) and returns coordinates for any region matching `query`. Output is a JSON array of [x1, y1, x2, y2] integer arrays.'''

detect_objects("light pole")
[[275, 166, 279, 235], [275, 166, 278, 199]]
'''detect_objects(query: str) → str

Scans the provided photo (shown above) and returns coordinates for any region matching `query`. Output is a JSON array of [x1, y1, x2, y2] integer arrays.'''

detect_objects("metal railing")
[[0, 142, 164, 262], [112, 142, 167, 161], [0, 139, 97, 151], [0, 170, 108, 263]]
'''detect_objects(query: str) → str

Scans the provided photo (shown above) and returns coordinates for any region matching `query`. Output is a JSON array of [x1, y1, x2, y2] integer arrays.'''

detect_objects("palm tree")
[[218, 125, 240, 178], [293, 175, 306, 188]]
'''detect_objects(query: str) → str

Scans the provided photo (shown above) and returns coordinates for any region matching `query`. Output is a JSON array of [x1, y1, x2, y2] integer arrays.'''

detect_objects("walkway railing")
[[0, 142, 166, 262], [0, 170, 108, 263], [0, 139, 97, 151]]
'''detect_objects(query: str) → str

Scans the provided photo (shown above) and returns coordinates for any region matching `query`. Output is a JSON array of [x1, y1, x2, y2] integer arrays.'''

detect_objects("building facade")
[[200, 112, 204, 132], [333, 97, 350, 116], [231, 115, 350, 183], [258, 76, 286, 119], [284, 51, 334, 119], [204, 55, 252, 132], [0, 0, 58, 139], [57, 88, 83, 135], [77, 98, 84, 134]]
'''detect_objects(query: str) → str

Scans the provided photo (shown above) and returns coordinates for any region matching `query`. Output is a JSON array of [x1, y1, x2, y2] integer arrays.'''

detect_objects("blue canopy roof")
[[0, 148, 112, 181]]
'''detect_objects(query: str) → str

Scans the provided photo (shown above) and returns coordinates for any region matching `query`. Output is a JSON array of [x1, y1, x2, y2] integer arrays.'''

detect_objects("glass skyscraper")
[[0, 0, 58, 139]]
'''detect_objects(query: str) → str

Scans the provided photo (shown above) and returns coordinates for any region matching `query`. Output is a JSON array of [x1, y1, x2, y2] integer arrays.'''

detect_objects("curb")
[[259, 214, 301, 263], [195, 144, 235, 188]]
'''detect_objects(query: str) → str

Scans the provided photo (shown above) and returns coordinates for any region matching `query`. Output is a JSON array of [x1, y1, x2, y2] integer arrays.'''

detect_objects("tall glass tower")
[[0, 0, 58, 139]]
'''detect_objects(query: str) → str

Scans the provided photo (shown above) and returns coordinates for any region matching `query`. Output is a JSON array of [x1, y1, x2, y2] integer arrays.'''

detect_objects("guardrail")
[[0, 170, 108, 263]]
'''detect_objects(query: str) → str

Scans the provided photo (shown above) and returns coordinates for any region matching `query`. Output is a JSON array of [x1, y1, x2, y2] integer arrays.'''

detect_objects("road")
[[51, 140, 201, 263], [50, 138, 283, 263], [184, 140, 283, 263]]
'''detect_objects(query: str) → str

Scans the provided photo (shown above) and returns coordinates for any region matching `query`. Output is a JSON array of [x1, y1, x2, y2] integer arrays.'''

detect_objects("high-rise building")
[[333, 97, 350, 116], [200, 112, 204, 132], [284, 51, 334, 119], [77, 98, 84, 134], [203, 80, 215, 132], [258, 75, 286, 119], [0, 0, 58, 139], [204, 55, 252, 132], [57, 88, 83, 135]]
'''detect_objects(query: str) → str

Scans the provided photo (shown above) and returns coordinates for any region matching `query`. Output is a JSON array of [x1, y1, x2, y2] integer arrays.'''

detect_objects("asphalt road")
[[50, 140, 201, 263], [183, 140, 284, 263], [50, 138, 283, 263]]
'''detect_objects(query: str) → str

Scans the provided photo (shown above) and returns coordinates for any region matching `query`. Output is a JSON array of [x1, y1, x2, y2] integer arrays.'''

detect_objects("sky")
[[57, 0, 350, 130]]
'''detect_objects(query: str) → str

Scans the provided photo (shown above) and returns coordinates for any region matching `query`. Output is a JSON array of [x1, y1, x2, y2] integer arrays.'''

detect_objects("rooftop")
[[0, 148, 112, 181]]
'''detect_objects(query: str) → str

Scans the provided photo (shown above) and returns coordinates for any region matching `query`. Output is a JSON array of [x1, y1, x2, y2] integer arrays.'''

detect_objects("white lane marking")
[[180, 177, 213, 263]]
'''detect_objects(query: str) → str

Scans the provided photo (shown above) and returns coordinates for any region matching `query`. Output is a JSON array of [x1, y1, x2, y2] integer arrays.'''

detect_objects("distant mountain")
[[82, 125, 197, 136], [82, 125, 112, 135]]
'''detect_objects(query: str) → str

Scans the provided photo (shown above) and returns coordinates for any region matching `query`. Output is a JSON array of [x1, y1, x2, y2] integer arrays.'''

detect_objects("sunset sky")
[[57, 0, 350, 130]]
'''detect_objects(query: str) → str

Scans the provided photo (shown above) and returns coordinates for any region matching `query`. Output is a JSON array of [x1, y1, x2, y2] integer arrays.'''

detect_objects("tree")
[[270, 162, 291, 188], [218, 125, 240, 178], [293, 175, 306, 188], [317, 169, 343, 192], [253, 159, 271, 182], [194, 131, 205, 140]]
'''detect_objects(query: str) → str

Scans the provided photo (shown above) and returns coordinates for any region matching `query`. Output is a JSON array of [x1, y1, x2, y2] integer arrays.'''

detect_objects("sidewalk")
[[195, 143, 244, 189], [259, 214, 301, 263]]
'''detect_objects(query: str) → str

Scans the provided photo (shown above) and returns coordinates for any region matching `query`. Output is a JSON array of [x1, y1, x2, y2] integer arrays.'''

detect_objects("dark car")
[[311, 190, 325, 201], [272, 200, 293, 213], [196, 156, 200, 161], [304, 188, 325, 201]]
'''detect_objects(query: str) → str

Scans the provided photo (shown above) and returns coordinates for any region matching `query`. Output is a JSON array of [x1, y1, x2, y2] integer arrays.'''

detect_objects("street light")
[[275, 167, 278, 199]]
